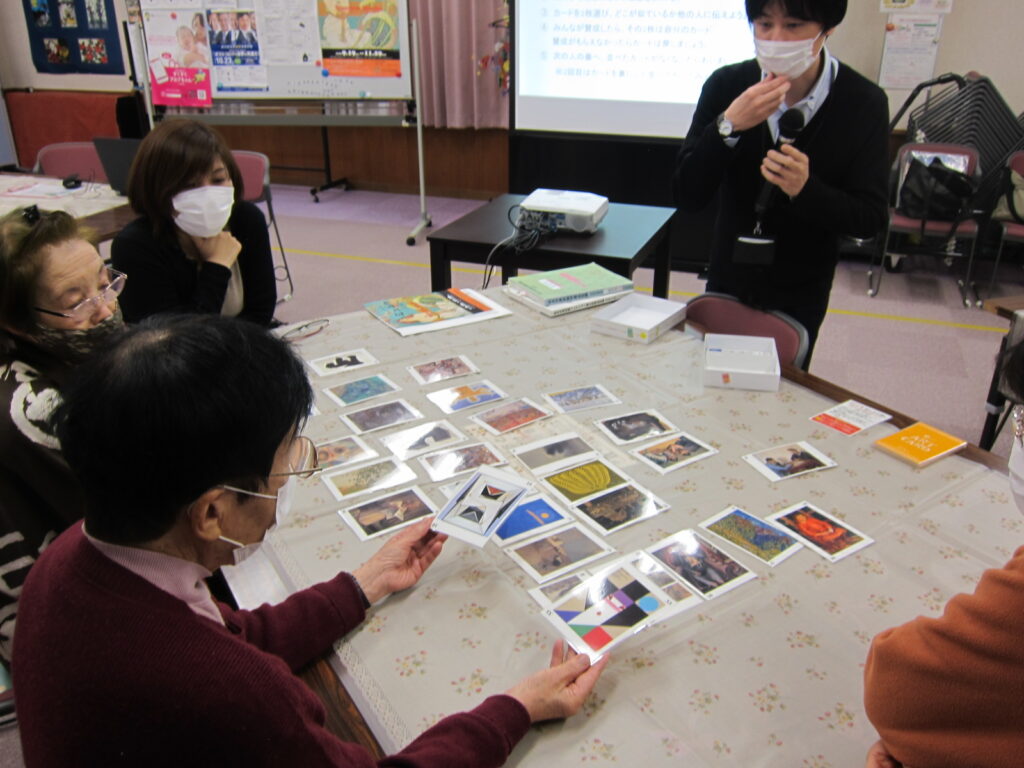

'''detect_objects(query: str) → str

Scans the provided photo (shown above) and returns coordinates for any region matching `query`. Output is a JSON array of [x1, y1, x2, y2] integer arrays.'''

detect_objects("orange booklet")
[[874, 422, 966, 467]]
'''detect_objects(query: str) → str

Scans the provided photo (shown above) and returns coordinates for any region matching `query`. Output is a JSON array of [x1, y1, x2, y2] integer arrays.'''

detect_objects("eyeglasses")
[[221, 436, 320, 499], [281, 318, 329, 342], [268, 435, 320, 479], [34, 267, 127, 323], [1012, 405, 1024, 446]]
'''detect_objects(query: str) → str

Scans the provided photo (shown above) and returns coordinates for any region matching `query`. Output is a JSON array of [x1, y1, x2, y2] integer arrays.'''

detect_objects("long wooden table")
[[230, 292, 1010, 765]]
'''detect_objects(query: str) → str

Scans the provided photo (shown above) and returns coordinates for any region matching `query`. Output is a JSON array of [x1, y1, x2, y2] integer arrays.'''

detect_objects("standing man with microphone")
[[673, 0, 888, 365]]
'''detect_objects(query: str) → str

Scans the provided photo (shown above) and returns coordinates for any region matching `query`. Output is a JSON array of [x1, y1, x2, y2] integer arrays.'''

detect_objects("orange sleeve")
[[863, 547, 1024, 768]]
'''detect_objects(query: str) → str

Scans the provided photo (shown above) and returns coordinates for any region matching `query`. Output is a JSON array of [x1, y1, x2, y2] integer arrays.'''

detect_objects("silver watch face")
[[717, 115, 734, 137]]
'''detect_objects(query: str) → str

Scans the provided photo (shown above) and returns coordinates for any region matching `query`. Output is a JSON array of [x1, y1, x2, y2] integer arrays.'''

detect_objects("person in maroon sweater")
[[13, 314, 606, 767]]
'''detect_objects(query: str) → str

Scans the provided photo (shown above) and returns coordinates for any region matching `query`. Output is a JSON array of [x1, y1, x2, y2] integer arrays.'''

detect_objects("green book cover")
[[506, 263, 632, 305]]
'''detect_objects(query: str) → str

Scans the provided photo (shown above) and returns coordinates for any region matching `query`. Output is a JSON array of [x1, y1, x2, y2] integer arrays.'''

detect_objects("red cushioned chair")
[[867, 142, 982, 307], [684, 292, 810, 369], [34, 141, 107, 183], [231, 149, 293, 303]]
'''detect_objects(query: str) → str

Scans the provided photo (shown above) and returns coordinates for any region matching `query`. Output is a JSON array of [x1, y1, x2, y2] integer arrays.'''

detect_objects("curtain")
[[409, 0, 508, 129]]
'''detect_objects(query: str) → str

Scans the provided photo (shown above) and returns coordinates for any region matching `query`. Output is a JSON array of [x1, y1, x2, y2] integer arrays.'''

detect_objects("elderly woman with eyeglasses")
[[862, 339, 1024, 767], [0, 205, 125, 669]]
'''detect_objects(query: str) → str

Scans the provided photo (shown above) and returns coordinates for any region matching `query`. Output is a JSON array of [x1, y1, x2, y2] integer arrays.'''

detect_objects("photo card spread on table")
[[574, 483, 668, 536], [699, 506, 802, 567], [646, 529, 757, 599], [407, 355, 479, 385], [512, 432, 599, 475], [430, 467, 530, 547], [470, 397, 551, 435], [379, 420, 466, 461], [322, 374, 400, 408], [315, 435, 378, 470], [493, 494, 571, 546], [543, 384, 621, 414], [505, 523, 615, 583], [321, 458, 417, 502], [339, 486, 436, 541], [631, 431, 718, 474], [594, 409, 678, 445], [767, 502, 874, 562], [307, 348, 378, 377], [419, 442, 506, 482], [743, 441, 836, 482], [340, 399, 423, 434], [426, 379, 507, 414], [543, 459, 630, 504]]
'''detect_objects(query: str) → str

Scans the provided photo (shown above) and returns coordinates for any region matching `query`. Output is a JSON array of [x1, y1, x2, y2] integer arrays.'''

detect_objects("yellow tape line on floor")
[[285, 249, 1006, 333]]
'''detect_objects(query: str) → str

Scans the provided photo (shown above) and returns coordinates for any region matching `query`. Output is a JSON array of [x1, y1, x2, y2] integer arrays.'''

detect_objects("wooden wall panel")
[[215, 125, 508, 200]]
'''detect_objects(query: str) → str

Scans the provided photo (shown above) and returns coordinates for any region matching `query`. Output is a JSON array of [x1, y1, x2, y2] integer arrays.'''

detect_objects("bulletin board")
[[22, 0, 126, 76], [139, 0, 412, 102]]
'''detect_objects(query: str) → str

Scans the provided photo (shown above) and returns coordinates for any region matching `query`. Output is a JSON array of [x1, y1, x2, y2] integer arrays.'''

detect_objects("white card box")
[[703, 333, 780, 392], [590, 294, 686, 344]]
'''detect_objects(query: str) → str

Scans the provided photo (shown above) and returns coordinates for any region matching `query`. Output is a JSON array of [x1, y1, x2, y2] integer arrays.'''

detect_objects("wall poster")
[[22, 0, 126, 75]]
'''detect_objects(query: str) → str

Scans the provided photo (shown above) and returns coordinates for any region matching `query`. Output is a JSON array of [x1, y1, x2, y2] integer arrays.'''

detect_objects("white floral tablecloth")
[[227, 290, 1012, 767]]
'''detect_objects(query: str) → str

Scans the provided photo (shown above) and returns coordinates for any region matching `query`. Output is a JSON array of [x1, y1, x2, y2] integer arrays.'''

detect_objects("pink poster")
[[142, 8, 212, 107]]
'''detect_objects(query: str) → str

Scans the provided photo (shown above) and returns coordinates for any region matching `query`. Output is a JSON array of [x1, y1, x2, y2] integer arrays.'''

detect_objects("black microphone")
[[754, 108, 806, 220]]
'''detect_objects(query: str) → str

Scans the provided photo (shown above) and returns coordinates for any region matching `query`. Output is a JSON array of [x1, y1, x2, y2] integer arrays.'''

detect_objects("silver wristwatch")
[[716, 112, 736, 140]]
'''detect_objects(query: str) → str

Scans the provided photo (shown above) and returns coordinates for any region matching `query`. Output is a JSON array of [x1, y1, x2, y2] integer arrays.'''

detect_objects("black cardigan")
[[673, 58, 889, 307], [111, 201, 276, 326]]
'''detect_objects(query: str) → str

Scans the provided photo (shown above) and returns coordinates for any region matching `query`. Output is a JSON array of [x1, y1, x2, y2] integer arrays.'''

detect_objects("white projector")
[[519, 188, 609, 234]]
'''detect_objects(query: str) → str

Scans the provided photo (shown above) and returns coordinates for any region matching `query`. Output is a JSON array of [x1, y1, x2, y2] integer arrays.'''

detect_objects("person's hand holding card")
[[352, 518, 447, 603], [504, 640, 609, 723]]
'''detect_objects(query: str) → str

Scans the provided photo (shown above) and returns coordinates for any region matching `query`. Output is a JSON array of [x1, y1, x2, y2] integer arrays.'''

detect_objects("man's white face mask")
[[754, 31, 823, 80]]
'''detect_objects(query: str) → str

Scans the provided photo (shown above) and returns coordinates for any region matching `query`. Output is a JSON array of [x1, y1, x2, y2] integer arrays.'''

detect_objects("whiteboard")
[[141, 0, 412, 102]]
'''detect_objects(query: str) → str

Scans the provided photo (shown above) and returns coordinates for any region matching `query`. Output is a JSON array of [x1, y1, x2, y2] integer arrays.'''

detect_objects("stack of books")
[[502, 262, 633, 317]]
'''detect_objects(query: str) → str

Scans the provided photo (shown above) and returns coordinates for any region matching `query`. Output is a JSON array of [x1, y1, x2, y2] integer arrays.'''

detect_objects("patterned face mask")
[[30, 306, 126, 365]]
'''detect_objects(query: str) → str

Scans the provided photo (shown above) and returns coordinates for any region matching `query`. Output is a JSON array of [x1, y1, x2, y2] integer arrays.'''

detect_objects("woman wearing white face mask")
[[862, 339, 1024, 768], [111, 118, 276, 326], [673, 0, 888, 367], [0, 205, 126, 670]]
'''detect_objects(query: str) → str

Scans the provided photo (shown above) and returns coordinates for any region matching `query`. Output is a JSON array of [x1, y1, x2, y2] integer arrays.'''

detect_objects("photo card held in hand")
[[430, 467, 531, 547], [530, 554, 685, 661]]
